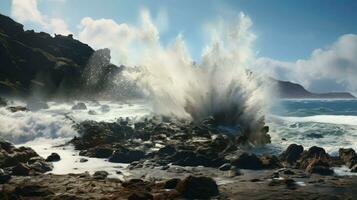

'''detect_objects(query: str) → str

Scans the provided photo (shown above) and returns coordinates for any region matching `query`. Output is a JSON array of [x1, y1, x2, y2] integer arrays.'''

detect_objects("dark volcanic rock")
[[11, 163, 30, 176], [6, 106, 27, 112], [176, 176, 219, 199], [109, 148, 145, 163], [45, 153, 60, 162], [93, 171, 109, 179], [305, 158, 334, 175], [231, 152, 263, 170], [299, 146, 330, 169], [260, 155, 282, 169], [0, 168, 11, 183], [128, 192, 153, 200], [164, 178, 181, 189], [339, 148, 357, 169], [279, 144, 304, 164]]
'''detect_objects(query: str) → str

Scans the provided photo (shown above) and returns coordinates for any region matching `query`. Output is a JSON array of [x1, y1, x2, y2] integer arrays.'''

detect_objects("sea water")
[[1, 99, 356, 176]]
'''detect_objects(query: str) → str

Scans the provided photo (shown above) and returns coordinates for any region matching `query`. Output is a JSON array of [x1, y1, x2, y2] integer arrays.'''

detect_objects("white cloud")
[[77, 9, 160, 65], [253, 34, 357, 93], [11, 0, 71, 35]]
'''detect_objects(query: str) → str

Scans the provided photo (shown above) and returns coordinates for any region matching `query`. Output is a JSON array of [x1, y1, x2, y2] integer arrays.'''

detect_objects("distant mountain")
[[275, 79, 355, 99]]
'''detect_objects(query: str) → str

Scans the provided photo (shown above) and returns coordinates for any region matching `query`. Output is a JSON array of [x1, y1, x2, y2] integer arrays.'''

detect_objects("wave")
[[273, 114, 357, 126]]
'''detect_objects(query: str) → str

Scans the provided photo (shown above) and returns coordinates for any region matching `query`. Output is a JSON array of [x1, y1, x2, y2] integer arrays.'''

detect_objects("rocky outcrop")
[[0, 140, 53, 180], [339, 148, 357, 172], [0, 14, 120, 98]]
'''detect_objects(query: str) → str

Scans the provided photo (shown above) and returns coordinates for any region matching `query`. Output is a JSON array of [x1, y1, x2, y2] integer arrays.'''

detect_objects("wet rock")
[[260, 155, 282, 169], [305, 158, 333, 175], [86, 146, 113, 158], [219, 163, 232, 171], [12, 163, 30, 176], [72, 102, 87, 110], [7, 106, 27, 112], [0, 168, 11, 183], [299, 146, 330, 169], [93, 170, 109, 179], [231, 152, 263, 170], [339, 148, 357, 168], [164, 178, 181, 189], [28, 157, 53, 173], [176, 176, 219, 199], [79, 158, 88, 163], [128, 192, 153, 200], [0, 141, 39, 168], [279, 144, 304, 164], [170, 150, 224, 167], [45, 153, 60, 162], [108, 148, 145, 163], [157, 145, 176, 157]]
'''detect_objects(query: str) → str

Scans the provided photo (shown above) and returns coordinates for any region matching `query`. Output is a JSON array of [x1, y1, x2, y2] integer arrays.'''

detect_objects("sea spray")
[[123, 12, 273, 144]]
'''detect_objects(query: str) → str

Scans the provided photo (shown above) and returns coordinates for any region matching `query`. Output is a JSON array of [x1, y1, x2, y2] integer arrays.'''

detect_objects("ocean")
[[0, 99, 356, 176]]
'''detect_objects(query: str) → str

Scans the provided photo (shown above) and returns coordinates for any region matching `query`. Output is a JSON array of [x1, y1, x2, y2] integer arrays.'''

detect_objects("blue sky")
[[1, 0, 357, 93], [1, 0, 356, 62]]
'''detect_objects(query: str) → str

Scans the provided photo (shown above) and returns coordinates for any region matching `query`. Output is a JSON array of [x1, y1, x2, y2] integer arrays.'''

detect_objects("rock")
[[72, 102, 87, 110], [339, 148, 357, 168], [108, 148, 145, 163], [175, 176, 219, 199], [305, 158, 333, 175], [45, 153, 61, 162], [7, 106, 27, 112], [12, 163, 30, 176], [93, 171, 109, 179], [231, 152, 263, 170], [279, 144, 304, 164], [28, 157, 53, 173], [299, 146, 330, 169], [79, 158, 88, 163], [219, 163, 232, 171], [170, 150, 224, 168], [164, 178, 181, 189], [0, 142, 39, 168], [128, 192, 153, 200], [260, 155, 282, 169], [86, 146, 113, 158], [0, 168, 11, 183]]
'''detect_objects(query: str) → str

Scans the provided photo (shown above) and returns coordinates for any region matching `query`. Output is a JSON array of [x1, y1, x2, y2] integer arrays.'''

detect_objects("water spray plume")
[[122, 11, 271, 145]]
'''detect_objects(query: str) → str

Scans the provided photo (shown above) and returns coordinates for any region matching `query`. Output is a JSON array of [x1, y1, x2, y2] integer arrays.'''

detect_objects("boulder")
[[93, 171, 109, 179], [305, 158, 333, 175], [72, 102, 87, 110], [279, 144, 303, 164], [0, 168, 11, 183], [175, 176, 219, 199], [45, 153, 60, 162], [260, 155, 282, 169], [12, 163, 30, 176], [231, 152, 263, 170], [339, 148, 357, 168], [164, 178, 181, 189], [299, 146, 330, 169], [108, 148, 145, 163], [79, 158, 88, 163]]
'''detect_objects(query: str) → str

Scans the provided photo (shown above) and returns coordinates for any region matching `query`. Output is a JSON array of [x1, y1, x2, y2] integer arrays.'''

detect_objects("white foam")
[[275, 115, 357, 126], [18, 138, 130, 179]]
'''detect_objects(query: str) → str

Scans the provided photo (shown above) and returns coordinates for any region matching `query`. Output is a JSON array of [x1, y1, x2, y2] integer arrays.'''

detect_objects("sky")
[[1, 0, 357, 93]]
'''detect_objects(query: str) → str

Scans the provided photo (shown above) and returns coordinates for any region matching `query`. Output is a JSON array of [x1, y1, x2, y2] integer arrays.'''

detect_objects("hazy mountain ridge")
[[275, 79, 355, 99]]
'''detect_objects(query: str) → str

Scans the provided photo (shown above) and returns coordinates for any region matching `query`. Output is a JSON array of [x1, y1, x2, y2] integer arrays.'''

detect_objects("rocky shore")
[[1, 116, 356, 199]]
